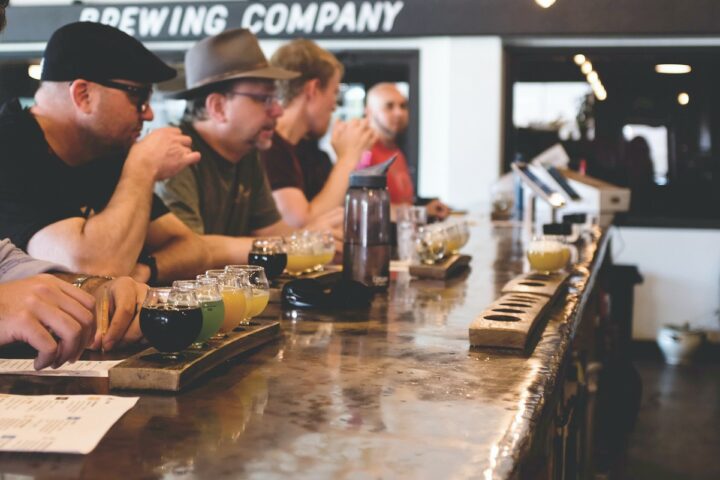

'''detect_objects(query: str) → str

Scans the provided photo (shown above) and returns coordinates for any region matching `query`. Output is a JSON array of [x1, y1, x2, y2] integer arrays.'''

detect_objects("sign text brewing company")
[[77, 1, 405, 38]]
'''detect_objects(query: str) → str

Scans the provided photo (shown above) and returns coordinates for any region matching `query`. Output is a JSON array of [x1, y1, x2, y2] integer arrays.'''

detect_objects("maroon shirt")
[[260, 132, 333, 201]]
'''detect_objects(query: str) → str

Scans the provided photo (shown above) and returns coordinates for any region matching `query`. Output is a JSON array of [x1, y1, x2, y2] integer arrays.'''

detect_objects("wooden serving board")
[[409, 254, 472, 280], [469, 271, 570, 351], [109, 320, 280, 392]]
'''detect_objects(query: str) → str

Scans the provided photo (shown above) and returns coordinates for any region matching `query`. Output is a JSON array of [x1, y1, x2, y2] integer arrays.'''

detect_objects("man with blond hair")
[[260, 38, 375, 229]]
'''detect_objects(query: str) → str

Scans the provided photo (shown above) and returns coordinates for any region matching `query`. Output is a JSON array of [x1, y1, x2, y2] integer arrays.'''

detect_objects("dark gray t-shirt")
[[155, 123, 281, 236], [0, 239, 65, 282]]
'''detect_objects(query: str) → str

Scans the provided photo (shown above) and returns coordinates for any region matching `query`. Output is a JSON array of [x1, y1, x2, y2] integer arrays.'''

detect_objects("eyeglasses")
[[226, 91, 279, 110], [93, 79, 153, 113]]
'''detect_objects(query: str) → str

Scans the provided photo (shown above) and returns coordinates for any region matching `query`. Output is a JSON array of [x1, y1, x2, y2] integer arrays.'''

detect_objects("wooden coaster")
[[409, 254, 472, 280], [108, 320, 280, 392]]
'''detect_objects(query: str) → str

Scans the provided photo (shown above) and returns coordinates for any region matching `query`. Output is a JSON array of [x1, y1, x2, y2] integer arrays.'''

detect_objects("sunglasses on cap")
[[92, 79, 153, 113]]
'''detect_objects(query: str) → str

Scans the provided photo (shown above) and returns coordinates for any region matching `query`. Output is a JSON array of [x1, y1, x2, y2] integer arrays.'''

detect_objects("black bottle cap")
[[543, 223, 572, 235], [349, 154, 396, 188]]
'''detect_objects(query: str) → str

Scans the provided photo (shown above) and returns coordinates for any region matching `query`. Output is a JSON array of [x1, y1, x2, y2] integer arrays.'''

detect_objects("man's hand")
[[331, 118, 377, 169], [306, 206, 344, 233], [127, 127, 201, 181], [0, 274, 96, 370], [88, 277, 148, 352], [426, 199, 451, 220]]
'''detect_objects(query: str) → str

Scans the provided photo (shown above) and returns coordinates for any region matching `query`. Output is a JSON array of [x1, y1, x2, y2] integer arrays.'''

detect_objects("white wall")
[[262, 36, 504, 210], [612, 227, 720, 341]]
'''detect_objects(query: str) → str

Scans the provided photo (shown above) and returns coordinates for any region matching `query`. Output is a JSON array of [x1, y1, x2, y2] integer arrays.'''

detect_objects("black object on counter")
[[562, 213, 587, 224], [282, 278, 373, 310], [542, 222, 573, 236]]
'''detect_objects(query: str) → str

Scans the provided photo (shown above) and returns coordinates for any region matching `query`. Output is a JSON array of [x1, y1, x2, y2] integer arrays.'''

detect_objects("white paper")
[[0, 394, 138, 454], [0, 359, 123, 378]]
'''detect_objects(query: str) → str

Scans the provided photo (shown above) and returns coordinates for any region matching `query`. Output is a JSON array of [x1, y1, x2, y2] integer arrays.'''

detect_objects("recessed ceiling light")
[[573, 54, 586, 65], [586, 71, 599, 84], [27, 64, 42, 80], [655, 64, 692, 74], [535, 0, 557, 8], [678, 92, 690, 105], [581, 61, 593, 74]]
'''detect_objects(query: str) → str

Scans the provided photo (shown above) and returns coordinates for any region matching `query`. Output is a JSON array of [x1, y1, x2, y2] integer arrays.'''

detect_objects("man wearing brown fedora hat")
[[157, 28, 342, 267]]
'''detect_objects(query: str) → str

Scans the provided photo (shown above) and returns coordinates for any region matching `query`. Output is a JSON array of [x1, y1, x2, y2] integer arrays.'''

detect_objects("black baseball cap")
[[40, 22, 176, 84]]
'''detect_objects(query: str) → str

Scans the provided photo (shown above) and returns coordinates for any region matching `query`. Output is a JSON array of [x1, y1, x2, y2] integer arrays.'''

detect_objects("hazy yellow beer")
[[527, 238, 568, 272]]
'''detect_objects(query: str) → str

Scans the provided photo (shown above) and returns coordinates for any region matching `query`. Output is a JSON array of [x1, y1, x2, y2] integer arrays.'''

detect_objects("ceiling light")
[[586, 71, 599, 83], [655, 64, 692, 74], [535, 0, 557, 8], [573, 54, 586, 65], [28, 64, 42, 80], [581, 61, 593, 74], [595, 89, 607, 101], [678, 92, 690, 105]]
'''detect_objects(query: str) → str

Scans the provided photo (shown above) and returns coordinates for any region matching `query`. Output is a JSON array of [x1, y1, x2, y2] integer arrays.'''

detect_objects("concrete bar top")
[[0, 214, 609, 479]]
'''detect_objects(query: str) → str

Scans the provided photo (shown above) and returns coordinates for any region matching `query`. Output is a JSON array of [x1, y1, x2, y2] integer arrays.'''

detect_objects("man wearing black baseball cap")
[[0, 18, 166, 364], [0, 22, 209, 285]]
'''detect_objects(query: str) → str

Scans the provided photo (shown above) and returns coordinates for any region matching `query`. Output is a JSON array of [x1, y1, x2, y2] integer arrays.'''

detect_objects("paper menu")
[[0, 394, 138, 454], [0, 359, 123, 378]]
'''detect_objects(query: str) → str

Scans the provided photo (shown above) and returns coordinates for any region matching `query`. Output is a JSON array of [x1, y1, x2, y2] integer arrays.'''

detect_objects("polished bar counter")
[[0, 215, 610, 479]]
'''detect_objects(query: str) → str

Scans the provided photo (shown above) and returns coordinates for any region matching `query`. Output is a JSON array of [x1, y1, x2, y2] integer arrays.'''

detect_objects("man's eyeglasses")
[[226, 91, 279, 110], [92, 79, 153, 113]]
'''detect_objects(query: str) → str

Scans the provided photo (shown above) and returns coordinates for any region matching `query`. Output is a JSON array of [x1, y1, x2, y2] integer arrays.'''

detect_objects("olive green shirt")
[[155, 123, 281, 236]]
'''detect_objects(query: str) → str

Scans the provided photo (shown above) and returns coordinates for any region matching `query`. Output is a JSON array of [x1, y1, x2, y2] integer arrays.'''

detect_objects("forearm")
[[308, 160, 355, 220], [79, 168, 154, 270], [151, 233, 209, 284], [29, 170, 154, 276], [202, 235, 254, 269]]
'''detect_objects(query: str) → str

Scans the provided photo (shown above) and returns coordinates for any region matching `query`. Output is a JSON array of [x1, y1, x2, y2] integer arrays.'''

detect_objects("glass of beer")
[[172, 279, 224, 348], [444, 220, 470, 254], [526, 236, 570, 273], [249, 237, 287, 281], [313, 231, 336, 271], [225, 265, 270, 321], [139, 287, 203, 360], [415, 225, 447, 264], [202, 270, 249, 333]]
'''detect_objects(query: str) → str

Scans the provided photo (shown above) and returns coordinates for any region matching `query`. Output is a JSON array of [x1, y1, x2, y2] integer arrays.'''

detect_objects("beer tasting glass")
[[526, 236, 570, 273], [444, 219, 470, 254], [202, 270, 249, 333], [140, 286, 203, 360], [225, 265, 270, 321], [284, 230, 335, 275], [415, 224, 447, 265], [395, 205, 427, 263], [249, 237, 287, 281], [173, 279, 224, 347]]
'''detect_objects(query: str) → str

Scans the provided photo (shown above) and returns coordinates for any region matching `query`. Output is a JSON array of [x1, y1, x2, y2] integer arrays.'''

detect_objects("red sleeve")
[[387, 152, 415, 204]]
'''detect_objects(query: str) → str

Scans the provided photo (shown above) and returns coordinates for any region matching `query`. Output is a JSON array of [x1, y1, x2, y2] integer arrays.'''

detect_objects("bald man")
[[364, 83, 449, 219]]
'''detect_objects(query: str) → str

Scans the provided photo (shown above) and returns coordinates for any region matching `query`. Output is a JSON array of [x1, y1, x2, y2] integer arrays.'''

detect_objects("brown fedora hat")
[[170, 28, 299, 99]]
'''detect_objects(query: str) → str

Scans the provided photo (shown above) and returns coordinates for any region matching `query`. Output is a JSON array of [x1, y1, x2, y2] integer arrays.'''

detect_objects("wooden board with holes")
[[470, 272, 570, 351], [108, 320, 280, 392], [409, 254, 472, 280]]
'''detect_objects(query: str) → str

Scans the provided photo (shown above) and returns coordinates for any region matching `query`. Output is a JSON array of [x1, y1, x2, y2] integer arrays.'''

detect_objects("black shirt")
[[0, 99, 169, 250]]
